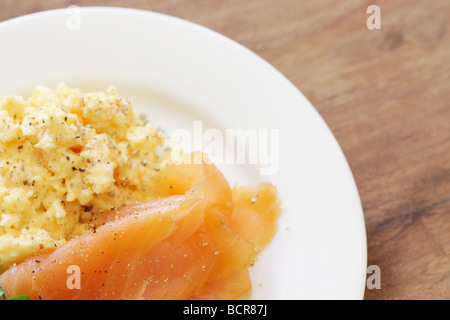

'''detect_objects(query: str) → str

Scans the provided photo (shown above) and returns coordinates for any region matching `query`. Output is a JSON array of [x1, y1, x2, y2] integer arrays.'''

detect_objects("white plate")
[[0, 7, 367, 299]]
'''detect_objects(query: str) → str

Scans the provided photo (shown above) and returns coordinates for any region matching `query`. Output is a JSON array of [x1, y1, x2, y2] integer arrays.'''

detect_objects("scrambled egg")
[[0, 84, 172, 272]]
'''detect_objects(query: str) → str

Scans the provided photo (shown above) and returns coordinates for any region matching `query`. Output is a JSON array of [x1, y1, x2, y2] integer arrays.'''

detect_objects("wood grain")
[[0, 0, 449, 300]]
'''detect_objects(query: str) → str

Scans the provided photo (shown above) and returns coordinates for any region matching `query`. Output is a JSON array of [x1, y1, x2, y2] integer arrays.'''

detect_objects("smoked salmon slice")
[[0, 152, 280, 300]]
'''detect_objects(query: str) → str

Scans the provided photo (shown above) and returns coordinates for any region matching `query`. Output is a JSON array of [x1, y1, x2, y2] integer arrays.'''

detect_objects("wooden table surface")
[[1, 0, 449, 300]]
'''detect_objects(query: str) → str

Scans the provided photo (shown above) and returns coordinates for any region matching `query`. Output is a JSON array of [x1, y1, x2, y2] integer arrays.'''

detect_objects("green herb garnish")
[[0, 287, 31, 300]]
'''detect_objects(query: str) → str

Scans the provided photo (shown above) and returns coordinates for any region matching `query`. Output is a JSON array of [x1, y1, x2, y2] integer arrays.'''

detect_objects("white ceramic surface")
[[0, 7, 367, 299]]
